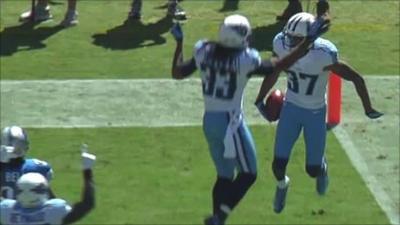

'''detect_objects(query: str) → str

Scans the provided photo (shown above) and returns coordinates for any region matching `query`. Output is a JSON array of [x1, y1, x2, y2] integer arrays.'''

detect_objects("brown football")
[[265, 89, 285, 122]]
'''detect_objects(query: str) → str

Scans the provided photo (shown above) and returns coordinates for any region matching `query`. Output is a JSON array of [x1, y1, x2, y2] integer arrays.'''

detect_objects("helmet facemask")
[[283, 12, 315, 48], [284, 32, 305, 48]]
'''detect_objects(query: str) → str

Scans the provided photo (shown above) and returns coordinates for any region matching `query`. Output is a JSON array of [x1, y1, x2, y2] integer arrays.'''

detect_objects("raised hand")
[[308, 16, 330, 42], [255, 101, 271, 122], [81, 144, 96, 170]]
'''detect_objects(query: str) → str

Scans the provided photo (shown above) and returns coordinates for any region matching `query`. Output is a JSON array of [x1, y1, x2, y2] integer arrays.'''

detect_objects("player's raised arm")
[[249, 16, 330, 80], [254, 15, 330, 119], [170, 23, 197, 79], [324, 61, 383, 119], [62, 144, 96, 225]]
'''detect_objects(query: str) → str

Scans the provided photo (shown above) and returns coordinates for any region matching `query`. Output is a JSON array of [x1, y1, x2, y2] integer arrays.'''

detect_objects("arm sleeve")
[[193, 40, 207, 67], [242, 48, 262, 77]]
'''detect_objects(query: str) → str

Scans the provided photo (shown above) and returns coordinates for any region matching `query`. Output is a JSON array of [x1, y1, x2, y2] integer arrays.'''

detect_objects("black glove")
[[170, 23, 183, 42], [255, 101, 270, 122], [307, 16, 330, 42]]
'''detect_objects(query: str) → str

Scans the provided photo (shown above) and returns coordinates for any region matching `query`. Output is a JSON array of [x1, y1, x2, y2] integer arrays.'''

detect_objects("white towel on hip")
[[223, 111, 243, 159]]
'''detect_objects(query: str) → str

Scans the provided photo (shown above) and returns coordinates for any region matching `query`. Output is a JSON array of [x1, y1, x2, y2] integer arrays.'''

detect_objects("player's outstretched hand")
[[366, 109, 384, 119], [171, 23, 183, 42], [255, 101, 271, 122], [81, 144, 96, 170], [307, 16, 330, 42]]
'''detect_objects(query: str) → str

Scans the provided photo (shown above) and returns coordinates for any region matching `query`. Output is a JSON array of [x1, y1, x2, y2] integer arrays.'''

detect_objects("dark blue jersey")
[[1, 158, 53, 199]]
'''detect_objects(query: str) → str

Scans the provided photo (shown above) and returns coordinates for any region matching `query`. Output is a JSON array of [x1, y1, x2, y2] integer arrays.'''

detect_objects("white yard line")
[[333, 125, 399, 225], [9, 122, 205, 129], [1, 74, 398, 84]]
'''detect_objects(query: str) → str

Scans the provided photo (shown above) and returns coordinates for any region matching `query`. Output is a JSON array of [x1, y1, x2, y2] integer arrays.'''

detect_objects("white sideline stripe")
[[15, 122, 204, 129], [1, 74, 399, 84], [333, 126, 400, 225], [4, 122, 272, 129]]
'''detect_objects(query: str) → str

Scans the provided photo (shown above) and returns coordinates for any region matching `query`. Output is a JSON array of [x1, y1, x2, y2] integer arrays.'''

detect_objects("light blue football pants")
[[274, 101, 327, 167], [203, 111, 257, 179]]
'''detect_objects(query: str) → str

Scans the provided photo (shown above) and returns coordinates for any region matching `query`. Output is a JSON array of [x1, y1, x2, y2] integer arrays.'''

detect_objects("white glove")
[[0, 145, 18, 163], [81, 144, 96, 170]]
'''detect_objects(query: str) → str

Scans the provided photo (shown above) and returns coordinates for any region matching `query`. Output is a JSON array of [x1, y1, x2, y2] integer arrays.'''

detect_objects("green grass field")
[[28, 127, 388, 224], [1, 0, 399, 224]]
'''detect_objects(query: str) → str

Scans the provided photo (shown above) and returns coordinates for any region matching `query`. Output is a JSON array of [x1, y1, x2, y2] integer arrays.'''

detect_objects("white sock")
[[277, 175, 290, 189], [220, 204, 231, 215]]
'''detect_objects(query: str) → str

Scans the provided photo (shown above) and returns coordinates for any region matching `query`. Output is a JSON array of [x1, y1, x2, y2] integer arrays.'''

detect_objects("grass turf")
[[27, 126, 389, 224], [1, 0, 399, 79]]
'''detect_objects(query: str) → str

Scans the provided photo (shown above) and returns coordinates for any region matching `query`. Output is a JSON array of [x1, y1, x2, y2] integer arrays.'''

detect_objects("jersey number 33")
[[202, 67, 237, 99]]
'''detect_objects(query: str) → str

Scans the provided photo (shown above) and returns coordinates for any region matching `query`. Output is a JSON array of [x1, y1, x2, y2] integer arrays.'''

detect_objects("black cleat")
[[204, 215, 224, 225]]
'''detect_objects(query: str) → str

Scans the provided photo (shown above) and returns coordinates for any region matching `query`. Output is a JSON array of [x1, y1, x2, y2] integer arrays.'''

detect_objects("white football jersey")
[[273, 32, 339, 109], [193, 40, 262, 112], [0, 199, 71, 225]]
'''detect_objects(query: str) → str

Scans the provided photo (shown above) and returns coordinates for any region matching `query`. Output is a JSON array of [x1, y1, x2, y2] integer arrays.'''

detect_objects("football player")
[[170, 13, 330, 225], [127, 0, 186, 21], [0, 126, 55, 200], [255, 6, 383, 214], [19, 0, 78, 27], [0, 144, 96, 224]]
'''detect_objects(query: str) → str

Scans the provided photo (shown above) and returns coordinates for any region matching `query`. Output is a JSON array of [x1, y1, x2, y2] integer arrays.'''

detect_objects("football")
[[265, 89, 285, 122]]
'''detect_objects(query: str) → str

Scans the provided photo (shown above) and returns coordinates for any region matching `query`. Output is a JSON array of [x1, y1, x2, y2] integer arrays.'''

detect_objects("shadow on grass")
[[0, 22, 64, 56], [49, 0, 65, 5], [219, 0, 240, 12], [154, 0, 184, 10], [250, 21, 285, 52], [91, 16, 173, 50]]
